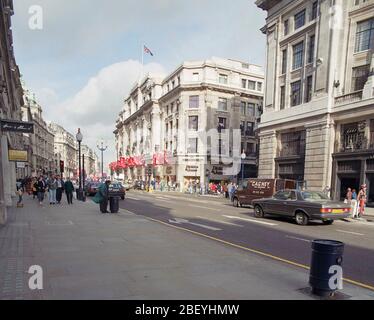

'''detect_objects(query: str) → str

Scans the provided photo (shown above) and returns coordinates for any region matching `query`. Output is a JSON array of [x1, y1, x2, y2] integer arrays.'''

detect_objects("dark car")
[[85, 182, 100, 196], [108, 182, 125, 200], [252, 190, 351, 225]]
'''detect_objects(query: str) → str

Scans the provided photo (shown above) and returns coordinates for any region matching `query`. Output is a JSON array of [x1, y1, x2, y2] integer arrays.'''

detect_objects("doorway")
[[339, 176, 360, 201]]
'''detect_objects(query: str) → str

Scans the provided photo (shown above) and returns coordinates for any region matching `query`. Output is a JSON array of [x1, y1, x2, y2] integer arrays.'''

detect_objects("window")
[[218, 117, 227, 130], [241, 101, 246, 115], [352, 65, 370, 91], [167, 84, 170, 92], [248, 80, 256, 90], [177, 76, 180, 85], [292, 41, 304, 70], [246, 142, 255, 154], [166, 105, 169, 115], [189, 95, 199, 108], [274, 190, 292, 200], [192, 72, 200, 81], [308, 35, 315, 64], [165, 123, 169, 135], [218, 98, 228, 111], [172, 80, 175, 89], [219, 74, 228, 84], [246, 122, 254, 136], [187, 138, 198, 153], [257, 82, 262, 91], [281, 49, 287, 74], [240, 121, 245, 134], [189, 116, 198, 131], [280, 86, 285, 110], [294, 9, 306, 30], [291, 81, 302, 106], [242, 79, 247, 88], [311, 1, 318, 20], [247, 103, 255, 116], [355, 19, 374, 52], [305, 76, 313, 103], [284, 20, 289, 36]]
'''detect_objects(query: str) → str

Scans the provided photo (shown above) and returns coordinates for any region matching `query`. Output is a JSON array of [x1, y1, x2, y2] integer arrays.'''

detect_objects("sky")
[[12, 0, 267, 173]]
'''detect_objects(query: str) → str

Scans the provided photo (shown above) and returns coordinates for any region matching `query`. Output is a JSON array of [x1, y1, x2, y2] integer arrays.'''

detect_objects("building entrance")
[[338, 176, 360, 201]]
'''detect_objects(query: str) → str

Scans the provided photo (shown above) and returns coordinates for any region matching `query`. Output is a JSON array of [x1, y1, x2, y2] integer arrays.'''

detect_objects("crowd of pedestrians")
[[17, 175, 75, 206], [345, 184, 367, 218]]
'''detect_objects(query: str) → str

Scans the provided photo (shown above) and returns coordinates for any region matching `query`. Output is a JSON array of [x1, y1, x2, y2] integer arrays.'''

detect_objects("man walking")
[[64, 177, 74, 205], [47, 175, 58, 205], [56, 175, 64, 204]]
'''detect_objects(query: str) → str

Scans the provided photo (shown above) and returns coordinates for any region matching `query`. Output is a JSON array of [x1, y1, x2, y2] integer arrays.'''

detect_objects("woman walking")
[[47, 175, 58, 205], [358, 184, 367, 218], [36, 176, 46, 206]]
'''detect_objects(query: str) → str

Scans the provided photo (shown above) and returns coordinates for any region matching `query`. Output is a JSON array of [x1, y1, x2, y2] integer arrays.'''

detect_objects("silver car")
[[252, 190, 351, 225]]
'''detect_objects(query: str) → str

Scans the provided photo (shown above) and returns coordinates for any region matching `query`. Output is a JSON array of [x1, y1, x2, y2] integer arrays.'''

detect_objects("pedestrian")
[[223, 183, 228, 198], [32, 178, 38, 199], [36, 176, 46, 206], [93, 180, 110, 214], [64, 177, 74, 205], [56, 175, 64, 204], [16, 186, 24, 208], [358, 184, 367, 218], [47, 175, 58, 205], [228, 182, 234, 202], [351, 188, 358, 218]]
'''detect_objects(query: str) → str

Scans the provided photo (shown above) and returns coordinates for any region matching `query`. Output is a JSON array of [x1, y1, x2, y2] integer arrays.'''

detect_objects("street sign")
[[16, 162, 25, 168], [0, 119, 34, 133]]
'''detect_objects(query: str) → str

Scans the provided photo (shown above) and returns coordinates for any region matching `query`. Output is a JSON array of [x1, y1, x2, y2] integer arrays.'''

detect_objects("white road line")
[[168, 218, 222, 231], [126, 196, 140, 200], [222, 215, 278, 226], [196, 216, 244, 227], [189, 204, 220, 211], [285, 235, 311, 243], [336, 229, 365, 236]]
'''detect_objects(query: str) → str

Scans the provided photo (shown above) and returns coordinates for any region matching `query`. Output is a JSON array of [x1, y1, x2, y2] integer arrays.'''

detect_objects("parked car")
[[85, 182, 100, 196], [232, 178, 297, 207], [252, 189, 351, 225], [108, 182, 126, 200]]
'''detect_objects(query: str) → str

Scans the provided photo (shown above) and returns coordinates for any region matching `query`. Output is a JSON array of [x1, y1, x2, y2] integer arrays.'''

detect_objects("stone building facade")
[[48, 123, 77, 179], [81, 144, 97, 178], [0, 0, 25, 224], [256, 0, 374, 204], [114, 57, 264, 191]]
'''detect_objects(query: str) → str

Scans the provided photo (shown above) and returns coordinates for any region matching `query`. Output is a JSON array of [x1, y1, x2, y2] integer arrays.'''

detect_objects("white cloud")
[[44, 59, 165, 172]]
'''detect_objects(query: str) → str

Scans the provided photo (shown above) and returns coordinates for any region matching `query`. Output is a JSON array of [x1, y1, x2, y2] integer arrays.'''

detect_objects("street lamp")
[[241, 151, 246, 185], [76, 128, 83, 201], [97, 139, 108, 179]]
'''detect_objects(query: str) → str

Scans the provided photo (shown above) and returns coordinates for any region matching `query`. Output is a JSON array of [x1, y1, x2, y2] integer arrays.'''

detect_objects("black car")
[[252, 190, 351, 225], [108, 182, 125, 200], [85, 182, 100, 196]]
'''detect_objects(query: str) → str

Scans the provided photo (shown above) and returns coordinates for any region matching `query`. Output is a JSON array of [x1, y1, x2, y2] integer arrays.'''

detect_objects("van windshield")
[[301, 191, 329, 201]]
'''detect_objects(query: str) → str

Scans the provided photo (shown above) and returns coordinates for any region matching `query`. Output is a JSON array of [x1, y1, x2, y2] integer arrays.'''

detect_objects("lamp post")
[[241, 151, 246, 185], [97, 140, 108, 179], [76, 128, 83, 201]]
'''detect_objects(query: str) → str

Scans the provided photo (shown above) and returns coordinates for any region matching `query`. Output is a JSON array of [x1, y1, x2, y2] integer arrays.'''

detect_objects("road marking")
[[189, 204, 220, 211], [196, 216, 244, 227], [336, 229, 365, 236], [223, 215, 278, 226], [126, 196, 140, 200], [285, 235, 311, 243], [140, 215, 374, 293], [168, 218, 222, 231]]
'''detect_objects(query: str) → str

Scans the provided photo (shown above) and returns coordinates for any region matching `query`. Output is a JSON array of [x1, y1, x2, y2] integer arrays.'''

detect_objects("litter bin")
[[309, 239, 344, 297], [109, 196, 119, 213]]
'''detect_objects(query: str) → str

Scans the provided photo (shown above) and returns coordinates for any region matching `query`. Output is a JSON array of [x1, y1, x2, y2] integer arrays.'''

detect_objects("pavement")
[[0, 195, 373, 300]]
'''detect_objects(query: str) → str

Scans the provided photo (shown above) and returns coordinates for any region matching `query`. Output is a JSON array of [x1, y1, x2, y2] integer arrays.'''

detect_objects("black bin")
[[309, 239, 344, 297], [109, 196, 119, 213]]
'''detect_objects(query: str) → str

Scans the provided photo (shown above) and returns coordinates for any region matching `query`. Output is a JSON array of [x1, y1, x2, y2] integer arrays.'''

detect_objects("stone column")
[[258, 130, 277, 178], [304, 119, 335, 191]]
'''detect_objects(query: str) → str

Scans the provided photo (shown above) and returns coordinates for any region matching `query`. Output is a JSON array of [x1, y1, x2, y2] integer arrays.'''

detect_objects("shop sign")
[[1, 120, 34, 133], [16, 162, 26, 168], [186, 165, 199, 172], [8, 149, 28, 162]]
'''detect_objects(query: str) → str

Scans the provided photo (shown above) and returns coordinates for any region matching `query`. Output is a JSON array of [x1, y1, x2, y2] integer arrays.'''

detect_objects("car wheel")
[[295, 212, 309, 226], [322, 219, 334, 225], [233, 198, 240, 208], [254, 205, 264, 218]]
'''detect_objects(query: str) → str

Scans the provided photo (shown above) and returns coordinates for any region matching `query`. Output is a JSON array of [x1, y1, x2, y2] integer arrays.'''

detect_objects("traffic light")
[[60, 160, 64, 173]]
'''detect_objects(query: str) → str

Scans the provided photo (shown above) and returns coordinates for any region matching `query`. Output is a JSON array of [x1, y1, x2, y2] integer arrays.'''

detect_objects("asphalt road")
[[119, 191, 374, 290]]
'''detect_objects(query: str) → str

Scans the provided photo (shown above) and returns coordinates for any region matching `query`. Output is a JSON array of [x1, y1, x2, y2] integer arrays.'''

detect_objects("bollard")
[[309, 239, 344, 297]]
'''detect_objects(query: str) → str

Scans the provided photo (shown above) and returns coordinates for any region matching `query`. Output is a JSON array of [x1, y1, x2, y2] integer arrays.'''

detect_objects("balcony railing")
[[335, 90, 363, 105], [279, 141, 305, 157], [337, 131, 374, 152]]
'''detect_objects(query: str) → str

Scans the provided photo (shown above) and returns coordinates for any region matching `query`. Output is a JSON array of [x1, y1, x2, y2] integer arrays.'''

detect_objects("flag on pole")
[[144, 45, 154, 56]]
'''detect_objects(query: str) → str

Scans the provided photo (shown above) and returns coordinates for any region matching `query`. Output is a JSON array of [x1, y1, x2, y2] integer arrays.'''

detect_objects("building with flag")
[[114, 57, 264, 191]]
